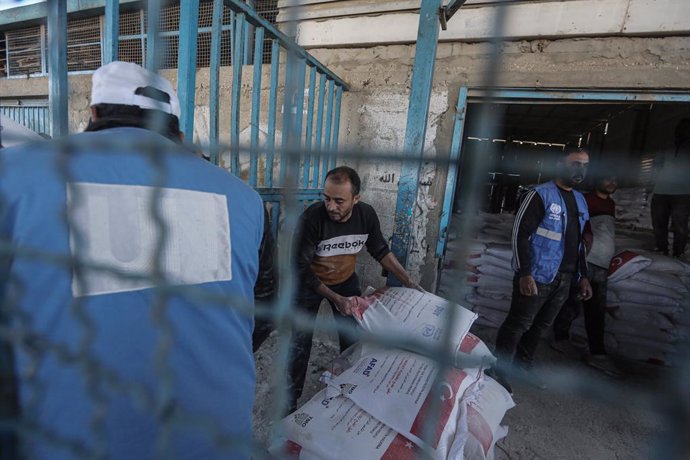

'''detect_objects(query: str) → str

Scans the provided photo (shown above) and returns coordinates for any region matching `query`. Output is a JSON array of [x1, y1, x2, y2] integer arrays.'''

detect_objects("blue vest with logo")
[[0, 128, 262, 459], [523, 181, 589, 284]]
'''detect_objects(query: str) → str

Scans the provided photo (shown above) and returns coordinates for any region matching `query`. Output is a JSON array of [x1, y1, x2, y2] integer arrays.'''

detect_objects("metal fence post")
[[103, 0, 119, 64], [47, 0, 68, 138], [209, 0, 224, 165], [388, 0, 443, 284], [177, 0, 201, 140], [146, 0, 160, 72], [249, 26, 265, 187]]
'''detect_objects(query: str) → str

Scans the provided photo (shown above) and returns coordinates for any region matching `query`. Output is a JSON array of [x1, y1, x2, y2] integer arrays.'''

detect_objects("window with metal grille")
[[0, 32, 7, 78], [118, 10, 145, 65], [5, 26, 43, 77], [66, 17, 102, 72], [0, 0, 278, 78], [255, 0, 278, 63]]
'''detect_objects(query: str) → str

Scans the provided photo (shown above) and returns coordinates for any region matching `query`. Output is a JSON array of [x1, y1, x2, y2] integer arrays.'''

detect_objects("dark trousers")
[[252, 302, 274, 353], [288, 274, 361, 411], [553, 265, 608, 355], [651, 194, 690, 257], [495, 272, 572, 369]]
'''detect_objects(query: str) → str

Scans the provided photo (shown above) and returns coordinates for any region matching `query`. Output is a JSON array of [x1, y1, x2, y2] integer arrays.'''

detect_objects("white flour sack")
[[641, 251, 690, 274], [458, 333, 496, 366], [449, 376, 515, 460], [351, 287, 482, 368], [608, 251, 652, 283], [326, 345, 482, 456], [278, 389, 424, 460]]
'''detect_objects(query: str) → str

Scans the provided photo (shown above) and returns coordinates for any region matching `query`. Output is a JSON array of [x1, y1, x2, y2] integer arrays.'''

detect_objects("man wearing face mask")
[[489, 147, 593, 394], [551, 172, 621, 377]]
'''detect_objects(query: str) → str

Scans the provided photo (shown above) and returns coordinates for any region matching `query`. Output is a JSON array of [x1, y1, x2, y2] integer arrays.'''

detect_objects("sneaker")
[[485, 368, 513, 395], [515, 366, 548, 390], [584, 354, 623, 378]]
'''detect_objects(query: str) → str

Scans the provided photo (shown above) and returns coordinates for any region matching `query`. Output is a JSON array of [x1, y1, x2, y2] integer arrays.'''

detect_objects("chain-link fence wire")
[[1, 1, 690, 459]]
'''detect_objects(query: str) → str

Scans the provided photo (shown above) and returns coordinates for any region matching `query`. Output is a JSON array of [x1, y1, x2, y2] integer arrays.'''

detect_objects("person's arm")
[[379, 252, 423, 291], [514, 190, 544, 276], [294, 213, 323, 292], [513, 190, 544, 295]]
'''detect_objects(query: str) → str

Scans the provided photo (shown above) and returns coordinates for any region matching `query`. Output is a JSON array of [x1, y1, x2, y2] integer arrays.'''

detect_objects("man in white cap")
[[0, 62, 261, 459]]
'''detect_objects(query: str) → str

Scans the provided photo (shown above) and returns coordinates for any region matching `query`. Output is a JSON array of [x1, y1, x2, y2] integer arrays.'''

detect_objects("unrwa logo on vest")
[[548, 202, 562, 221], [362, 358, 378, 376]]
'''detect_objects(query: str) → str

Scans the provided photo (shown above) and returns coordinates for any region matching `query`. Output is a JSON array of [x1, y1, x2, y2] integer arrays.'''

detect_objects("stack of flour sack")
[[584, 249, 690, 365], [275, 287, 515, 460], [462, 238, 690, 365]]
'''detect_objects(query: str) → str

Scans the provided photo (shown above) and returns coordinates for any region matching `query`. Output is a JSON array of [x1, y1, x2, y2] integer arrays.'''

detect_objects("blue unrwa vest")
[[0, 128, 262, 459], [520, 181, 589, 284]]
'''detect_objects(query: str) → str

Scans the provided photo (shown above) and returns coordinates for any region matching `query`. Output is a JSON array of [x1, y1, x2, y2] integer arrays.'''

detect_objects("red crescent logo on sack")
[[608, 250, 639, 275]]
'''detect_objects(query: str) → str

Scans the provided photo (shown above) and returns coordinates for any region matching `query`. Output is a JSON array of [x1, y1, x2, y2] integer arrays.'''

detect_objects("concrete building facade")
[[1, 0, 690, 291]]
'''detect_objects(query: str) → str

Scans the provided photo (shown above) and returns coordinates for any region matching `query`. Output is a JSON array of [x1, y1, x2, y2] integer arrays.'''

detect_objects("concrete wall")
[[280, 0, 690, 47]]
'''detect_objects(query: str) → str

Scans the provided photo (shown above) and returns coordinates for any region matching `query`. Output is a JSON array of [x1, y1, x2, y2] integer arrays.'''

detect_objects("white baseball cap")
[[90, 61, 180, 119]]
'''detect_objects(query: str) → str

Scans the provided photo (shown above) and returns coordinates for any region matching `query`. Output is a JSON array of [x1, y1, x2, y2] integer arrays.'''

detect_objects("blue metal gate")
[[0, 105, 49, 135]]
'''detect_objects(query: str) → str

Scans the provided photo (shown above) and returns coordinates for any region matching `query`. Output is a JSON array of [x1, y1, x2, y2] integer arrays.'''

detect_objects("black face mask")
[[560, 162, 588, 187]]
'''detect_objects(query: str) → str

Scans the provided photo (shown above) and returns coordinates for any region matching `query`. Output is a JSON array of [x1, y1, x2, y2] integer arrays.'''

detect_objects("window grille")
[[158, 34, 179, 70], [5, 26, 43, 77], [0, 0, 278, 78], [0, 32, 7, 78], [255, 0, 278, 63], [159, 3, 181, 33], [118, 38, 144, 66], [119, 10, 143, 37], [66, 17, 102, 72]]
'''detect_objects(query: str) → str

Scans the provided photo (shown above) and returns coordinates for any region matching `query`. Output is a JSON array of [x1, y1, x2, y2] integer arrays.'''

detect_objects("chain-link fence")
[[1, 0, 690, 459]]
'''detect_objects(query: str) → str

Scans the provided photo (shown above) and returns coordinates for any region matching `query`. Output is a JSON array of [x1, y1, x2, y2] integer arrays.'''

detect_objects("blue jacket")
[[0, 128, 262, 459], [513, 181, 589, 284]]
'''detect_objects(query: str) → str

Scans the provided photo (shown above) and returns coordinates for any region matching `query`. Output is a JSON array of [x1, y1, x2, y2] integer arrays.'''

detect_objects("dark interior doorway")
[[453, 102, 690, 214]]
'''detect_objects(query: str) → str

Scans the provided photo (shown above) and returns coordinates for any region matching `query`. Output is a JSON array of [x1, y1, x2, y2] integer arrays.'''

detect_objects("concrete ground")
[[474, 326, 669, 460], [252, 307, 684, 459]]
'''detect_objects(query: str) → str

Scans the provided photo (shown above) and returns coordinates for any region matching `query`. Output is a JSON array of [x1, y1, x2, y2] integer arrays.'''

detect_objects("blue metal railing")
[[95, 0, 349, 194], [39, 0, 349, 240], [0, 105, 50, 135]]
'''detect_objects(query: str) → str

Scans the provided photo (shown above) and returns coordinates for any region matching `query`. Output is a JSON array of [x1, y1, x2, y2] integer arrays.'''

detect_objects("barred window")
[[0, 0, 278, 78], [0, 32, 7, 78], [119, 10, 143, 37], [6, 26, 43, 77], [67, 17, 102, 72], [256, 0, 279, 62]]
